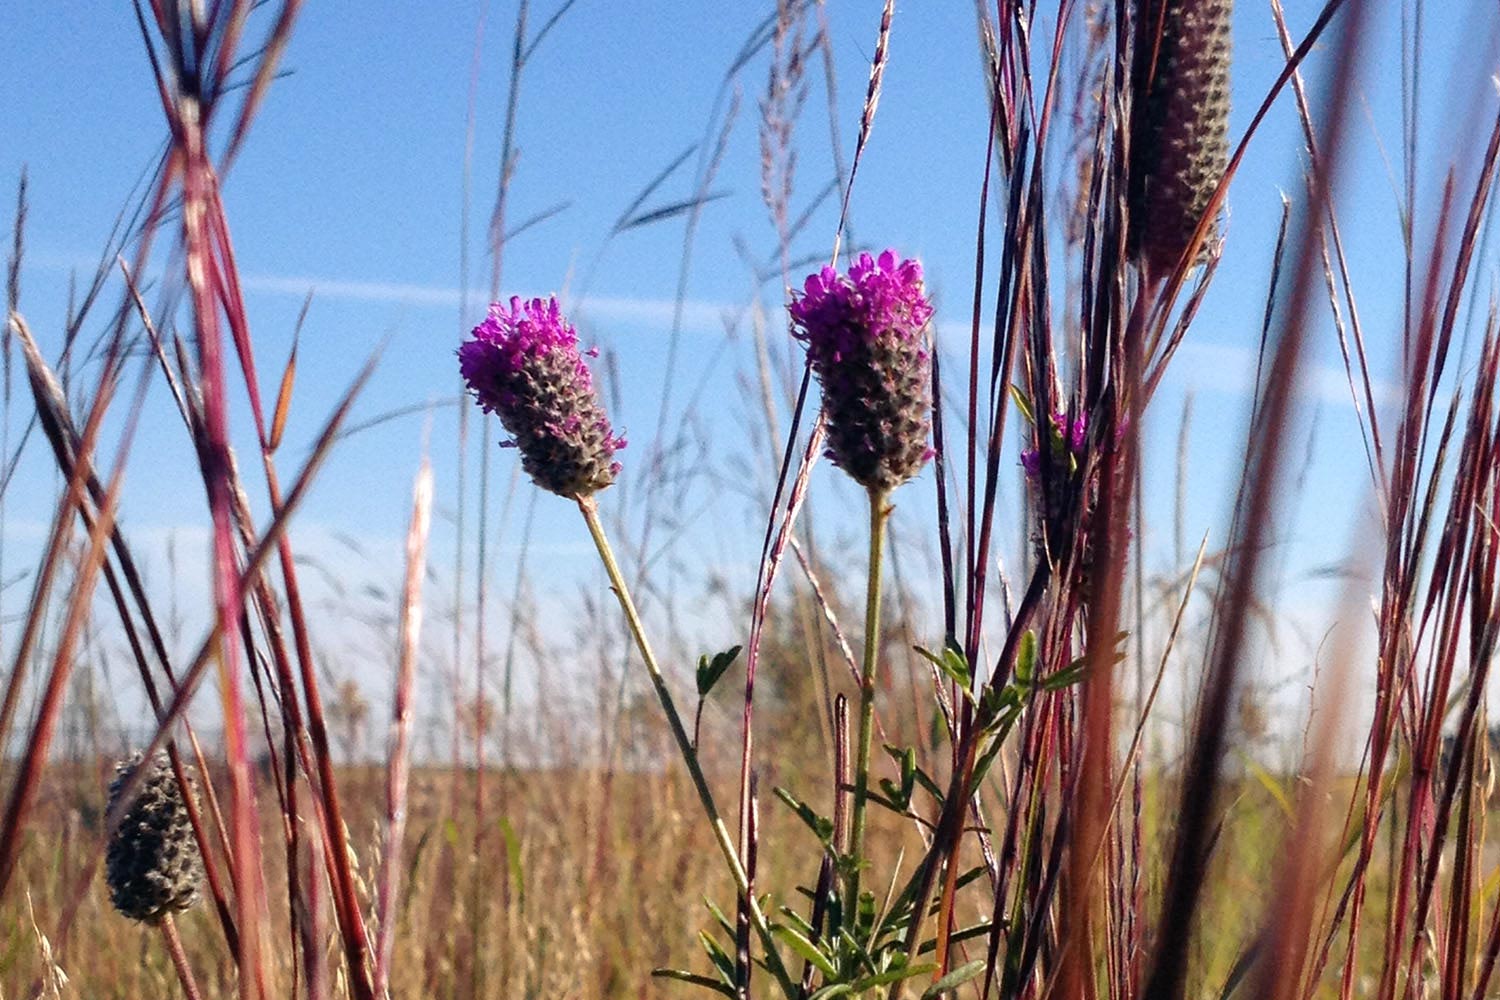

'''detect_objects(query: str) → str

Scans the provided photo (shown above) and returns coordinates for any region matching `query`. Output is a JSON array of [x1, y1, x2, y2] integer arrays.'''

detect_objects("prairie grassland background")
[[5, 1, 1500, 999]]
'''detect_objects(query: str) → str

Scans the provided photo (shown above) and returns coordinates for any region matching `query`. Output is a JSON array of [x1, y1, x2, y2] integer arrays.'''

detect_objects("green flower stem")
[[577, 495, 798, 999], [847, 488, 889, 910]]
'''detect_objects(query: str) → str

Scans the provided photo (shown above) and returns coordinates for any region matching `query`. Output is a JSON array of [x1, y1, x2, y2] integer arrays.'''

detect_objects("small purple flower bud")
[[1067, 413, 1088, 454], [459, 296, 625, 498], [788, 250, 934, 493]]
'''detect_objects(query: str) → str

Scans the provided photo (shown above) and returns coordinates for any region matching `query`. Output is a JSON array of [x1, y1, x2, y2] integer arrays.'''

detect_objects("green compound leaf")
[[696, 645, 742, 697], [915, 644, 972, 689], [698, 930, 735, 985], [774, 786, 835, 845]]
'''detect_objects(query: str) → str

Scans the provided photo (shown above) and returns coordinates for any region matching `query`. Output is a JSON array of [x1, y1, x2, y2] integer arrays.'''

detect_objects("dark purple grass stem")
[[263, 457, 379, 1000], [1270, 0, 1385, 488], [183, 124, 269, 1000], [0, 320, 140, 902], [130, 5, 305, 990], [1059, 296, 1145, 1000], [158, 33, 385, 988], [960, 66, 1002, 665], [224, 466, 362, 972], [1394, 194, 1500, 992], [797, 696, 848, 1000], [901, 562, 1052, 967], [1339, 178, 1461, 1000], [1140, 2, 1370, 995], [734, 772, 760, 993], [163, 170, 381, 1000]]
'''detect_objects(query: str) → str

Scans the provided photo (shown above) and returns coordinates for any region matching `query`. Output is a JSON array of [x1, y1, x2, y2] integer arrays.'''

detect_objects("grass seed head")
[[104, 751, 203, 924], [789, 249, 934, 493], [1128, 0, 1232, 275], [459, 296, 626, 499]]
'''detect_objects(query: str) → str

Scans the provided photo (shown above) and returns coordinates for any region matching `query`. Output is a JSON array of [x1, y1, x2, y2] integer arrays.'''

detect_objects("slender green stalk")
[[847, 488, 889, 910], [577, 495, 799, 999]]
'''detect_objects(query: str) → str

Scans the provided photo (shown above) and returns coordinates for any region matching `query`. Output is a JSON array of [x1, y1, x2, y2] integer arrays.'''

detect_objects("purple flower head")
[[458, 296, 625, 498], [788, 250, 934, 492], [1021, 409, 1088, 482], [1054, 410, 1087, 455]]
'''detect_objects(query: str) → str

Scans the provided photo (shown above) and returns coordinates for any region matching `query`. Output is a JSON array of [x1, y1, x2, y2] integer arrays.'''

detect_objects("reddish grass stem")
[[159, 914, 206, 1000]]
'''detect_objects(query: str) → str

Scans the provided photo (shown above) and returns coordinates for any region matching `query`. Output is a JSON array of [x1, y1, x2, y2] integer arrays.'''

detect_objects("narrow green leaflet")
[[1014, 629, 1037, 684], [696, 645, 742, 697], [921, 958, 987, 997], [774, 785, 836, 845], [651, 968, 737, 997], [772, 923, 837, 978], [915, 644, 972, 689]]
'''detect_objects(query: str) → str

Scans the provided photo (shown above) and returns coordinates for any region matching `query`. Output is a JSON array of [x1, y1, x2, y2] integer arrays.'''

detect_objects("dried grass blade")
[[374, 459, 434, 995]]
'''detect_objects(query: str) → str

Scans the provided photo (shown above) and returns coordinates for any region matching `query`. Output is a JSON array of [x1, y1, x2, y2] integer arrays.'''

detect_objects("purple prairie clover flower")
[[788, 250, 934, 492], [458, 296, 625, 498], [1020, 409, 1088, 481], [1064, 411, 1087, 453], [1020, 446, 1042, 479]]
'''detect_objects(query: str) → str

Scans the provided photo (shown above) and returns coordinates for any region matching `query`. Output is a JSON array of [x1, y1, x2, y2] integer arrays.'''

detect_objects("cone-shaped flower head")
[[459, 296, 625, 498], [105, 751, 203, 923], [1128, 0, 1232, 275], [789, 250, 934, 492]]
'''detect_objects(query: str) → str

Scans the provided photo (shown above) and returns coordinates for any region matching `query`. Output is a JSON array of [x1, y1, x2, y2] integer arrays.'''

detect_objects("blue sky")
[[3, 2, 1497, 743]]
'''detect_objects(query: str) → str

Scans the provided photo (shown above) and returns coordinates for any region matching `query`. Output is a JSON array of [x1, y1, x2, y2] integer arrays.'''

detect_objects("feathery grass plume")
[[1128, 0, 1232, 275], [458, 296, 626, 498], [788, 249, 934, 491], [105, 751, 204, 924]]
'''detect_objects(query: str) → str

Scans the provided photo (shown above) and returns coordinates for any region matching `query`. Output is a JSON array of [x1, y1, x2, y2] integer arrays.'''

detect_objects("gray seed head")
[[105, 750, 203, 923], [1129, 0, 1232, 275]]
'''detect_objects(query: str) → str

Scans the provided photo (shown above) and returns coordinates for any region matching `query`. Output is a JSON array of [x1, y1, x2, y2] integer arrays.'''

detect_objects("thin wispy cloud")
[[26, 251, 743, 335], [25, 251, 1400, 407], [932, 318, 1400, 407], [240, 272, 740, 335]]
